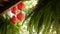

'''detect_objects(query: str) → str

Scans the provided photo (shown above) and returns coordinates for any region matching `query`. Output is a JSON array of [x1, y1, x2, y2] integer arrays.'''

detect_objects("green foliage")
[[0, 14, 22, 34], [0, 0, 60, 34], [24, 0, 60, 34]]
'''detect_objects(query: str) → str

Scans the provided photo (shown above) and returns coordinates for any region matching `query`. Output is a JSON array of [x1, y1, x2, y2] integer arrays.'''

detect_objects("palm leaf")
[[24, 0, 60, 34]]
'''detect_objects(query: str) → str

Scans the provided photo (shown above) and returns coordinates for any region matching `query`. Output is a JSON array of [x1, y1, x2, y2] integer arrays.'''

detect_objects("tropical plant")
[[0, 0, 60, 34], [24, 0, 60, 34]]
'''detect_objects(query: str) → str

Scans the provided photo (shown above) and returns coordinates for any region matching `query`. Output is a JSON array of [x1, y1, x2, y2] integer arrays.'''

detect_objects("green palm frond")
[[24, 0, 60, 34]]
